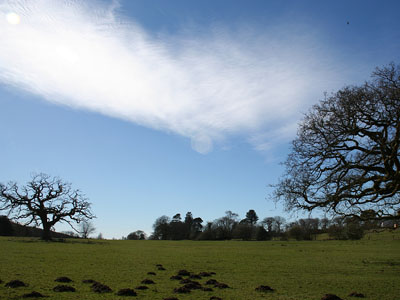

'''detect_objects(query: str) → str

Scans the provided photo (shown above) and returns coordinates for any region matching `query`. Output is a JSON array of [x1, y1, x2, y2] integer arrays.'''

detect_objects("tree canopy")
[[0, 173, 95, 240], [274, 63, 400, 221]]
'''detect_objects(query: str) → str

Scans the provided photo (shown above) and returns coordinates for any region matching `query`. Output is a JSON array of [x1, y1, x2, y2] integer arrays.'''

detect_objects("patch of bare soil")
[[157, 266, 166, 271], [214, 283, 229, 289], [189, 274, 201, 279], [210, 297, 222, 300], [163, 297, 179, 300], [141, 279, 155, 284], [53, 285, 75, 292], [55, 277, 72, 283], [170, 275, 183, 280], [255, 285, 274, 292], [205, 279, 218, 285], [177, 270, 190, 276], [202, 287, 213, 292], [179, 279, 194, 284], [199, 272, 212, 277], [22, 291, 46, 298], [135, 286, 149, 290], [173, 286, 190, 294], [5, 280, 27, 288], [147, 272, 156, 275], [321, 294, 343, 300], [183, 282, 202, 290], [82, 279, 96, 284], [91, 282, 112, 293], [116, 288, 137, 296]]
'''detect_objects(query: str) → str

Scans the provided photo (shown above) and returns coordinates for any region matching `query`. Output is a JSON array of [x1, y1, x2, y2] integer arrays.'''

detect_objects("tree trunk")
[[41, 222, 52, 241]]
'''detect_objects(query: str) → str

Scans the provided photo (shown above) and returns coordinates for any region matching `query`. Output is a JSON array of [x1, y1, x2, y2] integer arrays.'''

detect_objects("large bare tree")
[[0, 173, 95, 240], [274, 63, 400, 221]]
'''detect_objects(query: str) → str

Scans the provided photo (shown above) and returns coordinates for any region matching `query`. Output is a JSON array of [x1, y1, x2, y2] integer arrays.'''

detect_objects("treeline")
[[126, 210, 398, 241]]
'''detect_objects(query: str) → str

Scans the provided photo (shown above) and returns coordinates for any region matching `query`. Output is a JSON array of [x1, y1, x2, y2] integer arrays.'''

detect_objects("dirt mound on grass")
[[170, 275, 183, 280], [53, 285, 75, 292], [210, 297, 222, 300], [321, 294, 343, 300], [202, 287, 213, 292], [135, 285, 149, 290], [147, 272, 156, 275], [5, 280, 27, 288], [214, 282, 229, 289], [22, 291, 46, 298], [141, 279, 155, 284], [199, 272, 212, 277], [189, 274, 201, 279], [349, 292, 365, 298], [163, 298, 179, 300], [174, 286, 190, 294], [255, 285, 274, 292], [91, 282, 112, 293], [55, 277, 72, 283], [177, 270, 190, 276], [157, 266, 166, 271], [183, 282, 202, 290], [116, 288, 137, 296], [205, 279, 218, 285], [82, 279, 97, 284], [180, 278, 196, 284]]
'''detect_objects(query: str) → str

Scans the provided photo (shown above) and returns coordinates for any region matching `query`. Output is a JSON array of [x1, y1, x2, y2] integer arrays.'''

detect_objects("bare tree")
[[0, 173, 95, 240], [79, 220, 96, 239], [274, 63, 400, 221]]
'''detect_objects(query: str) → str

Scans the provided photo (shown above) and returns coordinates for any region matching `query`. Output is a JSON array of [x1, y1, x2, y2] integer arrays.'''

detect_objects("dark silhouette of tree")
[[233, 222, 253, 240], [213, 210, 239, 240], [255, 226, 271, 240], [274, 63, 400, 221], [172, 213, 181, 222], [127, 230, 146, 240], [261, 217, 275, 233], [152, 215, 170, 240], [0, 173, 94, 240], [245, 209, 259, 225], [273, 216, 286, 234], [79, 220, 96, 239]]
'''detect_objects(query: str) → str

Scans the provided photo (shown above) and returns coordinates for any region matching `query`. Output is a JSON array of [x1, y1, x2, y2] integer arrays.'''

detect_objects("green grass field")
[[1, 231, 399, 300]]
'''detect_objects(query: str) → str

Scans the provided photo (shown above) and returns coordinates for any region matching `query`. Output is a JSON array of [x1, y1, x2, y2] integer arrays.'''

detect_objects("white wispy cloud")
[[0, 0, 342, 153]]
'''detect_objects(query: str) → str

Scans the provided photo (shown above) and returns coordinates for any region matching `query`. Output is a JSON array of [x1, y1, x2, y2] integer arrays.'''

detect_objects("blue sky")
[[1, 0, 399, 238]]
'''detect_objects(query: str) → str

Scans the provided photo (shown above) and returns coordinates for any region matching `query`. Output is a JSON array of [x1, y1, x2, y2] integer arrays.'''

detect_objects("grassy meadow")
[[1, 231, 399, 300]]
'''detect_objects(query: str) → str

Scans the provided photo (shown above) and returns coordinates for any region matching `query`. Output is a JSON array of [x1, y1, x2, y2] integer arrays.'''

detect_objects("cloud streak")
[[0, 0, 341, 153]]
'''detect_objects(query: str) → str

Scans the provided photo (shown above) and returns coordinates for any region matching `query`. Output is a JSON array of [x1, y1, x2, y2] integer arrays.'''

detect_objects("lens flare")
[[6, 12, 21, 25]]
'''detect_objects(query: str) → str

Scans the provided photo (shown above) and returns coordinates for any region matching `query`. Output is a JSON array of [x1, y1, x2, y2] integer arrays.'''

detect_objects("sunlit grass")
[[1, 230, 399, 299]]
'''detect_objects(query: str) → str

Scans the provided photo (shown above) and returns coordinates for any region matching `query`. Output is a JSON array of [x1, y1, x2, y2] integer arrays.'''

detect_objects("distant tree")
[[273, 216, 286, 234], [255, 226, 271, 241], [172, 213, 181, 222], [0, 215, 14, 236], [213, 211, 239, 240], [245, 209, 259, 225], [327, 217, 364, 240], [152, 215, 170, 240], [127, 230, 146, 240], [233, 222, 253, 240], [261, 217, 275, 233], [96, 233, 104, 240], [0, 173, 95, 240], [79, 220, 96, 239], [197, 221, 215, 240], [274, 64, 400, 221]]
